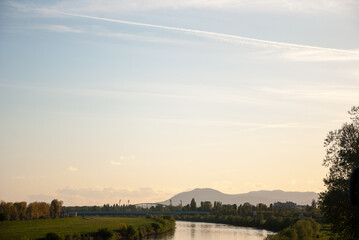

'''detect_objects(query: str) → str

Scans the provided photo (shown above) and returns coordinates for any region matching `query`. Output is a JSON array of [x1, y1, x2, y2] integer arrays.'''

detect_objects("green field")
[[0, 216, 154, 240]]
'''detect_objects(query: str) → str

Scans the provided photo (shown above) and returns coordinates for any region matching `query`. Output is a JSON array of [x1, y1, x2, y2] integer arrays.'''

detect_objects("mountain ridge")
[[159, 188, 318, 206]]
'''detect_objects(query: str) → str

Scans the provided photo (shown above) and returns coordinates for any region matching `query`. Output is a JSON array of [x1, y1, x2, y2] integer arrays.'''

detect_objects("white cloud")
[[27, 193, 57, 203], [30, 23, 192, 46], [57, 186, 172, 205], [259, 85, 359, 103], [30, 24, 83, 33], [0, 83, 268, 106], [96, 31, 193, 45], [67, 166, 78, 172], [110, 161, 122, 166], [281, 48, 359, 62]]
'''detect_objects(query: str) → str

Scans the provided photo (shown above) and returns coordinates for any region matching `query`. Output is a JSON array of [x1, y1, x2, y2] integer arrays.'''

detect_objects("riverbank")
[[0, 215, 175, 240], [176, 215, 332, 240], [175, 214, 289, 232]]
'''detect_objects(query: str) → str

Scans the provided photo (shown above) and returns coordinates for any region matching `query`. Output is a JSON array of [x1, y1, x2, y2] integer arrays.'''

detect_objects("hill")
[[159, 188, 318, 206]]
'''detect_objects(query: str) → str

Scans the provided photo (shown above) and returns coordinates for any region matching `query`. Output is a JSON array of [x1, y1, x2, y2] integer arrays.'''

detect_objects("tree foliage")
[[190, 198, 197, 211], [319, 106, 359, 239], [0, 200, 59, 221], [50, 199, 63, 218], [265, 219, 320, 240]]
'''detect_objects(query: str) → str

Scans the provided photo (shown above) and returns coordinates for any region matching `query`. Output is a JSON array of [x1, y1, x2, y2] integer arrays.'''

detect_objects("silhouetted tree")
[[190, 198, 197, 211], [319, 106, 359, 239]]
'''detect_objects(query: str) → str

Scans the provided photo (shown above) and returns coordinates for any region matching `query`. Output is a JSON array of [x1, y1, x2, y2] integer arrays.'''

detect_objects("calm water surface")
[[153, 221, 273, 240]]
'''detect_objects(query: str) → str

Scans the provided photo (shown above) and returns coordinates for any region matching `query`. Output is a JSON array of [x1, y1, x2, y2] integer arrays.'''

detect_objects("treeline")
[[174, 199, 321, 232], [0, 199, 63, 221], [64, 199, 321, 220], [63, 198, 321, 233], [44, 216, 175, 240], [176, 214, 295, 232]]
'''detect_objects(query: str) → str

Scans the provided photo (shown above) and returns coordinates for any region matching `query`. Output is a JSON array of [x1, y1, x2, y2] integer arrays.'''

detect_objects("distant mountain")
[[159, 188, 318, 206]]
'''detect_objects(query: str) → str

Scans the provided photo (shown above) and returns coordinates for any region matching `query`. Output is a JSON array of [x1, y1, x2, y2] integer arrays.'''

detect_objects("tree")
[[319, 106, 359, 239], [310, 199, 316, 209], [50, 199, 63, 218], [190, 198, 197, 211], [14, 202, 27, 220], [200, 201, 212, 211], [38, 202, 50, 218]]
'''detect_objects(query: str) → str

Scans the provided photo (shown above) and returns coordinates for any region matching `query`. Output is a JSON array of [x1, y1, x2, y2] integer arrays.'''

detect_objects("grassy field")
[[0, 216, 154, 240]]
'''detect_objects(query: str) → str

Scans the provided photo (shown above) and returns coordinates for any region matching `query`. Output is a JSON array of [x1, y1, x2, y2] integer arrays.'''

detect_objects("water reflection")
[[152, 221, 273, 240]]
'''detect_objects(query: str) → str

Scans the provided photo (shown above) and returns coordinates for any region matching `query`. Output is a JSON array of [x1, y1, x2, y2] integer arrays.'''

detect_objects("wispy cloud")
[[259, 85, 359, 102], [6, 2, 359, 61], [12, 176, 26, 180], [67, 166, 78, 172], [57, 186, 172, 205], [30, 24, 83, 33], [151, 118, 296, 128], [0, 82, 270, 106], [110, 161, 122, 166], [37, 11, 359, 62], [28, 23, 192, 45]]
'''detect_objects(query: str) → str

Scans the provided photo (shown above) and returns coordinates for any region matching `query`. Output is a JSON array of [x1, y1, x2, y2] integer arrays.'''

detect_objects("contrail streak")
[[43, 9, 359, 55]]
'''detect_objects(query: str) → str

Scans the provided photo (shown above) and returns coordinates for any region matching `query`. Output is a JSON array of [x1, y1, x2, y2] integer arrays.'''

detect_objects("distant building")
[[60, 209, 69, 218], [69, 212, 77, 217], [298, 213, 305, 219], [296, 205, 307, 211]]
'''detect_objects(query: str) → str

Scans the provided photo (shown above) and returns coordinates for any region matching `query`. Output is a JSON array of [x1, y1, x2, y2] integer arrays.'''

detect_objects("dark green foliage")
[[176, 214, 294, 232], [151, 222, 161, 233], [115, 216, 174, 239], [95, 228, 113, 240], [45, 232, 63, 240], [125, 225, 138, 239], [319, 106, 359, 239], [265, 219, 320, 240], [64, 234, 82, 240]]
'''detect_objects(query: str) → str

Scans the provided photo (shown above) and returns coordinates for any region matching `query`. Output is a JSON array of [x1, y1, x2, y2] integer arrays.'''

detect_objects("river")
[[153, 221, 274, 240]]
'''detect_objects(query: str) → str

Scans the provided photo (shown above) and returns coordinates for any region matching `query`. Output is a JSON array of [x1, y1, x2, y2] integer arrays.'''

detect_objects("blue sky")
[[1, 0, 359, 205]]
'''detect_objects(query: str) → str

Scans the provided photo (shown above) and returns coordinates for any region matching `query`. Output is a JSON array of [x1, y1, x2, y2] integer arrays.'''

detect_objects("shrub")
[[45, 232, 62, 240], [95, 228, 113, 240], [151, 222, 161, 233], [126, 225, 138, 239], [118, 223, 128, 236]]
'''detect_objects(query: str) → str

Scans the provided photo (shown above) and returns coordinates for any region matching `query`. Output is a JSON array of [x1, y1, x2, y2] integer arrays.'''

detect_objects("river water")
[[153, 221, 273, 240]]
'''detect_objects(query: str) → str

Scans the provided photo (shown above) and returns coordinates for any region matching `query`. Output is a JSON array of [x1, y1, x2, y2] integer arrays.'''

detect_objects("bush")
[[64, 235, 82, 240], [265, 219, 321, 240], [118, 223, 128, 236], [95, 228, 113, 240], [126, 225, 138, 239], [151, 222, 161, 233], [45, 232, 62, 240]]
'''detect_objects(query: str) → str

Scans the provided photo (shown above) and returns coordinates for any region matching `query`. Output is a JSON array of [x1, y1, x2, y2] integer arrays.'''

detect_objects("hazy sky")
[[1, 0, 359, 206]]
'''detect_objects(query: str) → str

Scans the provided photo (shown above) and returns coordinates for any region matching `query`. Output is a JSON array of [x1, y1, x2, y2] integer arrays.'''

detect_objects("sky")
[[0, 0, 359, 206]]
